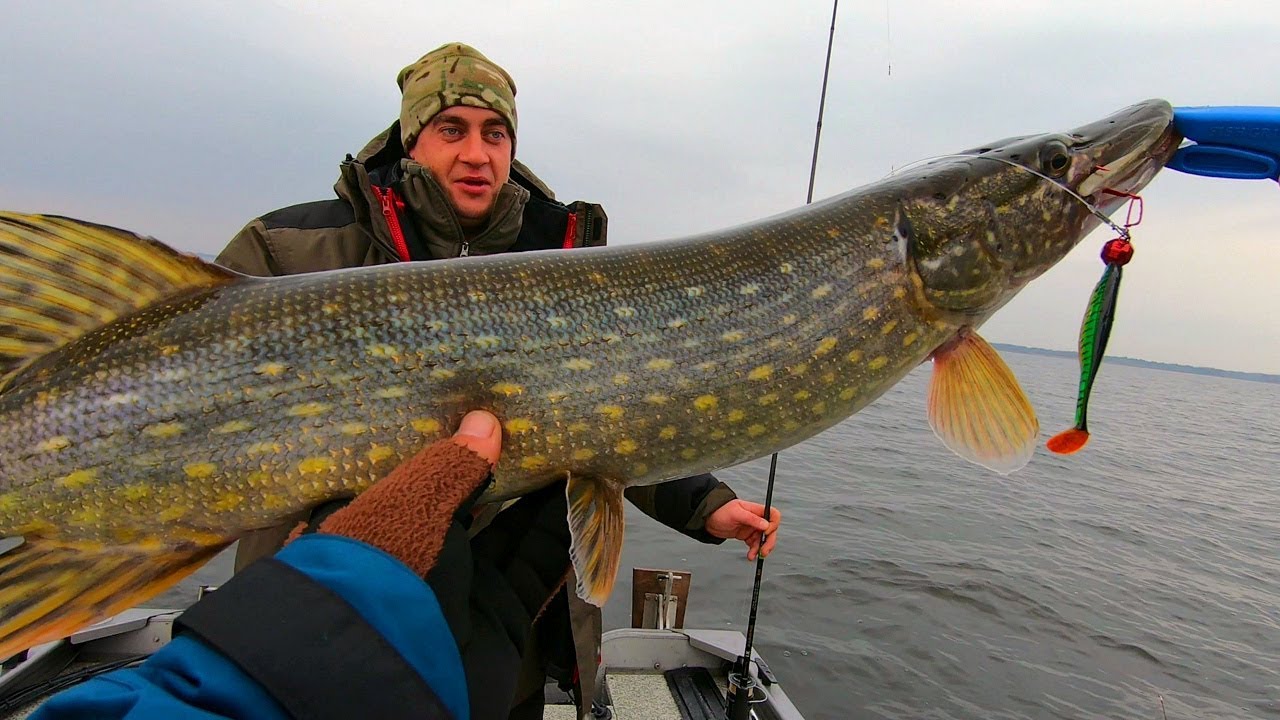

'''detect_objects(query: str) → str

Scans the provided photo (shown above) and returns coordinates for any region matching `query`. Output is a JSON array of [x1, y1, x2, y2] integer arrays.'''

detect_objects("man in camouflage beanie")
[[398, 42, 519, 155]]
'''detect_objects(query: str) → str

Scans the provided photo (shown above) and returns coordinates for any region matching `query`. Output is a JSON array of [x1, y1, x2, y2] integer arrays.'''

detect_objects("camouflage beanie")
[[397, 43, 518, 153]]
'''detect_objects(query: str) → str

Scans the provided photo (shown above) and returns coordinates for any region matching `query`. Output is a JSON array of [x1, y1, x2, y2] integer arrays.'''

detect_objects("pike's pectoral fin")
[[565, 474, 626, 607], [0, 212, 239, 391], [0, 534, 229, 659], [928, 331, 1038, 474]]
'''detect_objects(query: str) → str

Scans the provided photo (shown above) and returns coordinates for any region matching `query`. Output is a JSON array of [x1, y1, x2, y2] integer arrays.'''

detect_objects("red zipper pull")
[[373, 187, 411, 262]]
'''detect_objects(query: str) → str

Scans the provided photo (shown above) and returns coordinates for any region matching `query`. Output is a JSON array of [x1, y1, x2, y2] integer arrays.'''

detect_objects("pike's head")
[[893, 99, 1180, 319]]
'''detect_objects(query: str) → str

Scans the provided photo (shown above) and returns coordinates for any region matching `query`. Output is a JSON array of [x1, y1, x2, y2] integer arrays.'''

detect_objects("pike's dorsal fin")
[[928, 331, 1039, 474], [565, 474, 626, 606], [0, 212, 235, 389]]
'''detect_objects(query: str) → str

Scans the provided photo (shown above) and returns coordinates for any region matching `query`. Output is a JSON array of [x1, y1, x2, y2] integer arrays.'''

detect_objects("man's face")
[[409, 106, 513, 230]]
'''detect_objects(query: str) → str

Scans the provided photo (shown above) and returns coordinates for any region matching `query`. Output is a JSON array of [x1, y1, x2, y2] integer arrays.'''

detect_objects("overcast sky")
[[3, 1, 1278, 373]]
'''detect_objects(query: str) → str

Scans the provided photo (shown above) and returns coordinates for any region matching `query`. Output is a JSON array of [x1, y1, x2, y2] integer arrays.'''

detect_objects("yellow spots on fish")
[[880, 320, 899, 335], [244, 442, 282, 460], [866, 257, 886, 270], [468, 290, 488, 302], [58, 469, 98, 489], [814, 337, 838, 357], [758, 392, 779, 406], [846, 349, 863, 364], [790, 363, 810, 377], [262, 494, 292, 512], [685, 286, 704, 298], [255, 362, 289, 377], [36, 436, 71, 453], [430, 368, 456, 381], [794, 389, 812, 401], [288, 402, 330, 418], [747, 424, 767, 438], [811, 284, 833, 300], [812, 401, 828, 415], [0, 493, 19, 512], [739, 283, 761, 296], [822, 371, 837, 384], [564, 358, 594, 371], [546, 389, 571, 404], [243, 470, 271, 488], [568, 421, 591, 434], [893, 286, 907, 300], [697, 360, 718, 373], [779, 262, 794, 274], [521, 455, 550, 471], [104, 392, 137, 406], [473, 335, 501, 350], [693, 395, 719, 412], [615, 438, 639, 455], [868, 356, 889, 370], [572, 448, 596, 461], [375, 386, 409, 400], [544, 432, 563, 447], [299, 457, 336, 474], [644, 393, 670, 405], [1042, 209, 1054, 222], [839, 387, 858, 401], [709, 430, 727, 441], [213, 493, 243, 512], [70, 507, 103, 526], [721, 330, 746, 343], [647, 358, 675, 371], [588, 272, 608, 285], [121, 484, 151, 502], [183, 463, 217, 479], [783, 418, 801, 432], [545, 314, 569, 329], [613, 306, 637, 319], [667, 317, 687, 329], [158, 344, 181, 357], [658, 425, 678, 440], [903, 332, 919, 347], [143, 422, 185, 439], [491, 382, 524, 397], [632, 463, 649, 476], [863, 307, 880, 321], [341, 423, 368, 437], [365, 344, 401, 359], [213, 419, 254, 435], [748, 364, 773, 381], [826, 227, 841, 239], [681, 448, 699, 461], [597, 405, 625, 421], [612, 373, 630, 386], [367, 445, 396, 464], [411, 418, 442, 435], [321, 302, 342, 315], [727, 409, 747, 423], [505, 418, 537, 435]]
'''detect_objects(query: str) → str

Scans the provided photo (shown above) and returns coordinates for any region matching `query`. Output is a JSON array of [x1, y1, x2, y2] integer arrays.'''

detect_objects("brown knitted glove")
[[312, 439, 493, 577]]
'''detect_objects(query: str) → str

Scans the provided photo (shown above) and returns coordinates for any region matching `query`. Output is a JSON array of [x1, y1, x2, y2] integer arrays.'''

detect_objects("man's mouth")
[[455, 177, 492, 195]]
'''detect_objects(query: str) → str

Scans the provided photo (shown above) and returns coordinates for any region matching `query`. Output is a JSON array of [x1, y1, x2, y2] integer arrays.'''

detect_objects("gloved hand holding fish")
[[0, 99, 1180, 659]]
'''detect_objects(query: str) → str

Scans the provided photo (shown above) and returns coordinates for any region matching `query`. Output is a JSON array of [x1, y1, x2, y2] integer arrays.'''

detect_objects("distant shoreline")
[[992, 344, 1280, 385]]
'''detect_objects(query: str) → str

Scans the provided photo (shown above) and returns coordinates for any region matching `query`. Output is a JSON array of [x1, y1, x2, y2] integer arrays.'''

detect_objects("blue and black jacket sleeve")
[[31, 534, 470, 720]]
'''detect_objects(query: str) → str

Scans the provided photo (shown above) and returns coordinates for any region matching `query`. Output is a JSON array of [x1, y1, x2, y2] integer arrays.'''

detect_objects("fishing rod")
[[726, 1, 839, 717]]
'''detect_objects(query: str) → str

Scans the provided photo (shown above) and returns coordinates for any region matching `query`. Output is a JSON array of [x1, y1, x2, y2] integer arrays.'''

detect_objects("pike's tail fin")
[[0, 535, 228, 659]]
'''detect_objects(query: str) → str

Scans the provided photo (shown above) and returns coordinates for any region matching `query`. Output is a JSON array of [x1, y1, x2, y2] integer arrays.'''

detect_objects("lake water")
[[176, 352, 1280, 719]]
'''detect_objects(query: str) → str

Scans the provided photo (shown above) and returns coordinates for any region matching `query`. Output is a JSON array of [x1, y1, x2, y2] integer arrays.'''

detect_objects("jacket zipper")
[[372, 186, 411, 262]]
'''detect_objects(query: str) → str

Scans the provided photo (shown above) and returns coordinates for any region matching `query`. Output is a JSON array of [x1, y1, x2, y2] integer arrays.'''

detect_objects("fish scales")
[[0, 99, 1180, 655]]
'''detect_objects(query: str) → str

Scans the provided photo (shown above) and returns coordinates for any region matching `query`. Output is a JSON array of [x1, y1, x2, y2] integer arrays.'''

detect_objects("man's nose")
[[459, 132, 488, 165]]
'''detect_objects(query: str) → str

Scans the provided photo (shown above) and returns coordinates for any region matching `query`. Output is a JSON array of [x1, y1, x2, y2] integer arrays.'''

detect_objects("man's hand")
[[704, 499, 782, 561]]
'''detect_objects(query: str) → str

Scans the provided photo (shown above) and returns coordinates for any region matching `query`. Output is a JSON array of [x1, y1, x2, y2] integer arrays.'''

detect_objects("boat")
[[0, 568, 806, 720]]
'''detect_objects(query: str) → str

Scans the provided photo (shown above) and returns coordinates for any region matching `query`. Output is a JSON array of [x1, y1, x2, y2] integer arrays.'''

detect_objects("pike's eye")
[[1040, 143, 1071, 177]]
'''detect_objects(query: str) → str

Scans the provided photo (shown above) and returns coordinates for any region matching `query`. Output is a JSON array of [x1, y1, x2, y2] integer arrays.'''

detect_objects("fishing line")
[[886, 152, 1135, 240]]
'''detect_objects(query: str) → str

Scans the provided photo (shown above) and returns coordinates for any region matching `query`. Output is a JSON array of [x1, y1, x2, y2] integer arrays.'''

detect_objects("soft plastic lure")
[[1047, 234, 1135, 454]]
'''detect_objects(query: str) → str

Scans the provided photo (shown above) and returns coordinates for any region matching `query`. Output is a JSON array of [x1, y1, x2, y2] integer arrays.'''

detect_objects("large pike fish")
[[0, 100, 1178, 658]]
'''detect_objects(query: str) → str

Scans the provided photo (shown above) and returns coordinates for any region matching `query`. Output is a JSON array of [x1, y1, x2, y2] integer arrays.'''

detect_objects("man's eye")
[[488, 131, 507, 141], [441, 127, 461, 136]]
